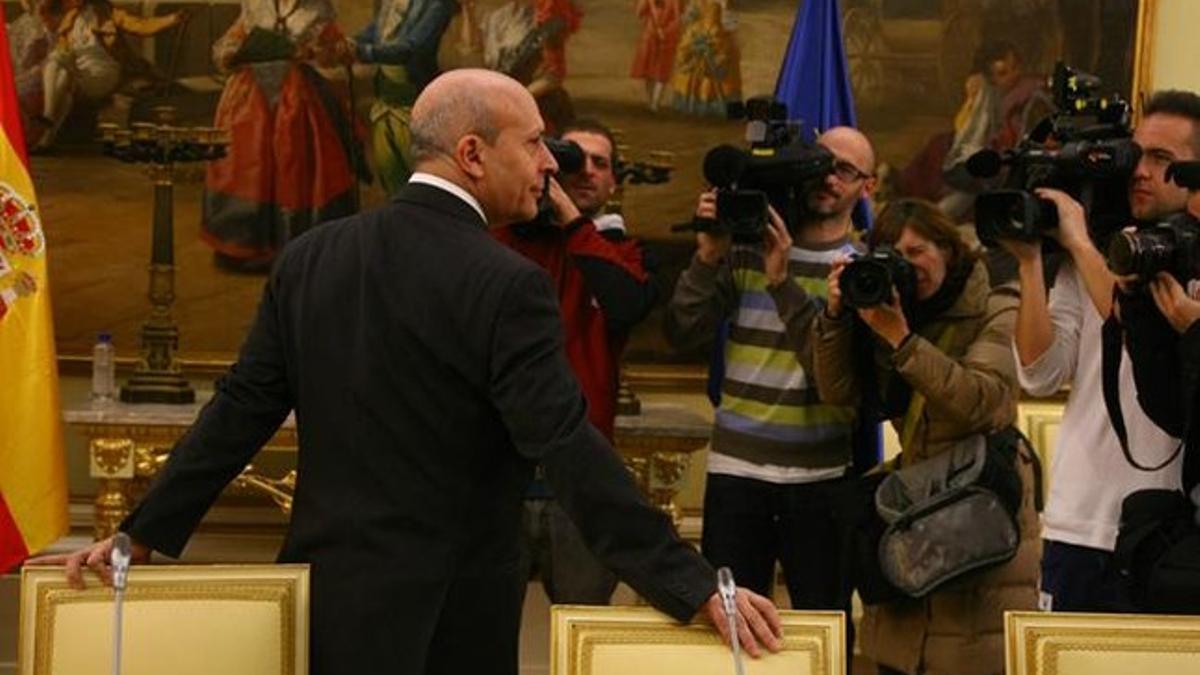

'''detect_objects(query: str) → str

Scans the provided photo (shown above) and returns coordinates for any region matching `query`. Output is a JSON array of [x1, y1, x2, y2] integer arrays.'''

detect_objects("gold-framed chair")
[[550, 604, 845, 675], [1005, 610, 1200, 675], [18, 564, 309, 675]]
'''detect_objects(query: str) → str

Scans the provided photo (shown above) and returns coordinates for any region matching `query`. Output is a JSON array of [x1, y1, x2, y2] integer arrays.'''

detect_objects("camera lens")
[[1108, 228, 1175, 278], [841, 260, 892, 307]]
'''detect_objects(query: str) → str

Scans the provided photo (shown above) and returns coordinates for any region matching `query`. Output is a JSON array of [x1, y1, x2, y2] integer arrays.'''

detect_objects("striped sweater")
[[667, 238, 859, 480]]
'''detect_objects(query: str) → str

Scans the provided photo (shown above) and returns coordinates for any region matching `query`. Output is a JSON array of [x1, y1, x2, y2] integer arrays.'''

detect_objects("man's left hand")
[[1149, 272, 1200, 334], [702, 586, 783, 658], [858, 290, 911, 348], [546, 177, 581, 225], [762, 206, 792, 287]]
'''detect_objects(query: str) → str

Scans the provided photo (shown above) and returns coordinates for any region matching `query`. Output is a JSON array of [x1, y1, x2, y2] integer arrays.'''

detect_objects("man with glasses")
[[1001, 90, 1200, 612], [667, 126, 876, 637]]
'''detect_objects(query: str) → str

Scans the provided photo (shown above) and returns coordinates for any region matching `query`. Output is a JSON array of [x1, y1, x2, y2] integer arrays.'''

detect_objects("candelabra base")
[[120, 371, 195, 404]]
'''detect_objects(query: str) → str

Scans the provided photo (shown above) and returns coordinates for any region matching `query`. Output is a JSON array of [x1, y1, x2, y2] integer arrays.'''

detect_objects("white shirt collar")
[[408, 172, 487, 225]]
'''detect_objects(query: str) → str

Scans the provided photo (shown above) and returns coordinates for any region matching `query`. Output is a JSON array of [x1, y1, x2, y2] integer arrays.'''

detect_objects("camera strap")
[[898, 324, 959, 459], [1101, 314, 1185, 472]]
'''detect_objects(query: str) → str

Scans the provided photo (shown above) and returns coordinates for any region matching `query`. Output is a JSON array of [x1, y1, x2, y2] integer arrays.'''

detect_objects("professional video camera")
[[840, 246, 918, 309], [1107, 161, 1200, 283], [671, 97, 834, 243], [970, 62, 1138, 247]]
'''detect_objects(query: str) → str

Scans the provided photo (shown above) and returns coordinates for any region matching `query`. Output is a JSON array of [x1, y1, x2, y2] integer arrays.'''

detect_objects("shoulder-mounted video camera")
[[970, 62, 1137, 248], [671, 97, 834, 243]]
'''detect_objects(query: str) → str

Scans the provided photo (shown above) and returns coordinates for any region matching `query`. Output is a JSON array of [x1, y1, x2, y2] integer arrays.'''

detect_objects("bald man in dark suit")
[[36, 69, 781, 674]]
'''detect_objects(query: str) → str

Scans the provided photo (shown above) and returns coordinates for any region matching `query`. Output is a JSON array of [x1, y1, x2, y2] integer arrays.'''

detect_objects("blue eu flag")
[[774, 0, 872, 232], [778, 0, 882, 470]]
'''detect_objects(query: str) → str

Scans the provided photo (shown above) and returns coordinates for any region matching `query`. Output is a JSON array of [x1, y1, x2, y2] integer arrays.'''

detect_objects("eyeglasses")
[[832, 159, 872, 183]]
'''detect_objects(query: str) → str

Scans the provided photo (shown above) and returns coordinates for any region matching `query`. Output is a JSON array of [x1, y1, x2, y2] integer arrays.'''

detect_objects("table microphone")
[[111, 533, 132, 675], [717, 566, 746, 675]]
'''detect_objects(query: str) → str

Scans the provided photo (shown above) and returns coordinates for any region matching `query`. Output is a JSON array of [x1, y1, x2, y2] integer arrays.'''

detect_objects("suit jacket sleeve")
[[489, 267, 716, 621], [121, 277, 294, 557]]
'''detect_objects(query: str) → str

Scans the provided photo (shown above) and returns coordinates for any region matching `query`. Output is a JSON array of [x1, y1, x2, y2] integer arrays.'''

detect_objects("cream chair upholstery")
[[1005, 610, 1200, 675], [550, 605, 844, 675], [19, 564, 309, 675]]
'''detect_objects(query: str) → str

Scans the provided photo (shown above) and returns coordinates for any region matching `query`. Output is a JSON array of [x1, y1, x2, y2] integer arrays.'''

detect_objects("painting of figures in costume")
[[5, 0, 1147, 364]]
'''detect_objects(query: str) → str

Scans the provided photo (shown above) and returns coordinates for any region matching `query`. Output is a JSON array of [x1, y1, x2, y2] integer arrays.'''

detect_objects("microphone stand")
[[717, 566, 746, 675], [111, 533, 132, 675]]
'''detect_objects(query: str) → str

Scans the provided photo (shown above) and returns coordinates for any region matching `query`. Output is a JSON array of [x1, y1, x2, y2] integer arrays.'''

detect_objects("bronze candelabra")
[[98, 108, 227, 404]]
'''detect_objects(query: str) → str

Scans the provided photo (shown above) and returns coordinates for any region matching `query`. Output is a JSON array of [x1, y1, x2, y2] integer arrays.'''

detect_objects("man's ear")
[[455, 135, 486, 180], [862, 175, 878, 199]]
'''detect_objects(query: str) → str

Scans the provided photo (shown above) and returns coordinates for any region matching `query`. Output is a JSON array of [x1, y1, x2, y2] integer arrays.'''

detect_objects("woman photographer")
[[811, 199, 1040, 675]]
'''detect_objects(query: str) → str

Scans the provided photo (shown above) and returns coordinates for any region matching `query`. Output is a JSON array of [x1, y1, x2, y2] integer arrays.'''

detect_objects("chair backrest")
[[19, 564, 309, 675], [1005, 610, 1200, 675], [550, 604, 845, 675]]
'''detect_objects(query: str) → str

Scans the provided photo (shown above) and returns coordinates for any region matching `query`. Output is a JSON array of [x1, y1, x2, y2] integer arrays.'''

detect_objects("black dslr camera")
[[971, 62, 1138, 248], [524, 137, 587, 228], [840, 246, 917, 309], [1108, 161, 1200, 283], [545, 137, 585, 175], [671, 97, 834, 243]]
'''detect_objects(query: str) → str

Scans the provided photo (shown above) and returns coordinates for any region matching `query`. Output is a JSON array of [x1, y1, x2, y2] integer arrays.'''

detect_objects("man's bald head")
[[410, 69, 530, 164], [406, 69, 556, 226], [805, 126, 877, 226], [817, 126, 876, 174]]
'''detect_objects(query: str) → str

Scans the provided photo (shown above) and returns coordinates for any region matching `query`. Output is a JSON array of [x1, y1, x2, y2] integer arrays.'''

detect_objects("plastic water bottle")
[[92, 332, 115, 403]]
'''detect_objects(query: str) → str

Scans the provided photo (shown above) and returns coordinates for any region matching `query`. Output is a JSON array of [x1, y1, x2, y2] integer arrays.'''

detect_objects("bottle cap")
[[98, 332, 112, 343]]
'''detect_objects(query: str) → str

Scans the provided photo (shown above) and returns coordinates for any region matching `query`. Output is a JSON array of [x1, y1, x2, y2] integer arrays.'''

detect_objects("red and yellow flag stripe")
[[0, 4, 69, 572]]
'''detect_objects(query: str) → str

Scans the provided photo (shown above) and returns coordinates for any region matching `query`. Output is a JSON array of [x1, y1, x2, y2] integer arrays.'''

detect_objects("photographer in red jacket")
[[493, 118, 658, 605]]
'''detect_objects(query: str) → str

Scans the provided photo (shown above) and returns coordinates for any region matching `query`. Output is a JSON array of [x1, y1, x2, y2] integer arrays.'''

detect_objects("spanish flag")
[[0, 5, 69, 572]]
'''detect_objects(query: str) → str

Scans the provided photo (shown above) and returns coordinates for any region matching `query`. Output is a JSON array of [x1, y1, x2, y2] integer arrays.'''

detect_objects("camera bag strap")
[[898, 324, 959, 456], [1101, 315, 1185, 471]]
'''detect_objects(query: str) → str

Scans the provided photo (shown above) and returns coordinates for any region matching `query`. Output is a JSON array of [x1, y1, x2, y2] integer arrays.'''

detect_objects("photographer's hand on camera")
[[762, 206, 793, 287], [824, 257, 849, 319], [694, 189, 731, 266], [1149, 272, 1200, 334], [545, 176, 583, 226], [856, 289, 912, 349], [1035, 187, 1120, 318]]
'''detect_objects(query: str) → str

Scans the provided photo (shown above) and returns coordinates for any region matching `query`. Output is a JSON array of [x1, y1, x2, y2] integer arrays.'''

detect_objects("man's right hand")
[[996, 236, 1043, 267], [695, 190, 730, 266], [26, 535, 151, 589], [701, 586, 783, 658], [545, 176, 582, 225], [1035, 188, 1091, 254]]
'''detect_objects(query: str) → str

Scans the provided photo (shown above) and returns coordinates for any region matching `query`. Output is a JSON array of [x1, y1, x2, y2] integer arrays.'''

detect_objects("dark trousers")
[[517, 498, 618, 604], [309, 560, 525, 675], [701, 473, 856, 652], [1040, 539, 1132, 612]]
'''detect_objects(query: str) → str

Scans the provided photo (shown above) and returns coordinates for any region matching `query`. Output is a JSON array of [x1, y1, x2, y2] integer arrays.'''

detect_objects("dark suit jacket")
[[121, 183, 715, 671]]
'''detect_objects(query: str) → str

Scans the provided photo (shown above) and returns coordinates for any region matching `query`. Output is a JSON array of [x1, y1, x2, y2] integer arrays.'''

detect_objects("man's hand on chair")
[[27, 534, 151, 589], [702, 587, 783, 657]]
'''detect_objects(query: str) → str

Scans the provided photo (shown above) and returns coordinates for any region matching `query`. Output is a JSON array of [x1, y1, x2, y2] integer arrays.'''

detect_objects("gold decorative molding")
[[1005, 610, 1200, 675], [551, 605, 844, 675], [90, 438, 134, 478], [1132, 0, 1157, 117], [20, 565, 309, 675]]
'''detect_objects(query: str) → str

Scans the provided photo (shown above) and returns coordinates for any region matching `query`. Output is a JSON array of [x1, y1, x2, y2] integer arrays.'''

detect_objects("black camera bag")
[[1114, 489, 1200, 614]]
